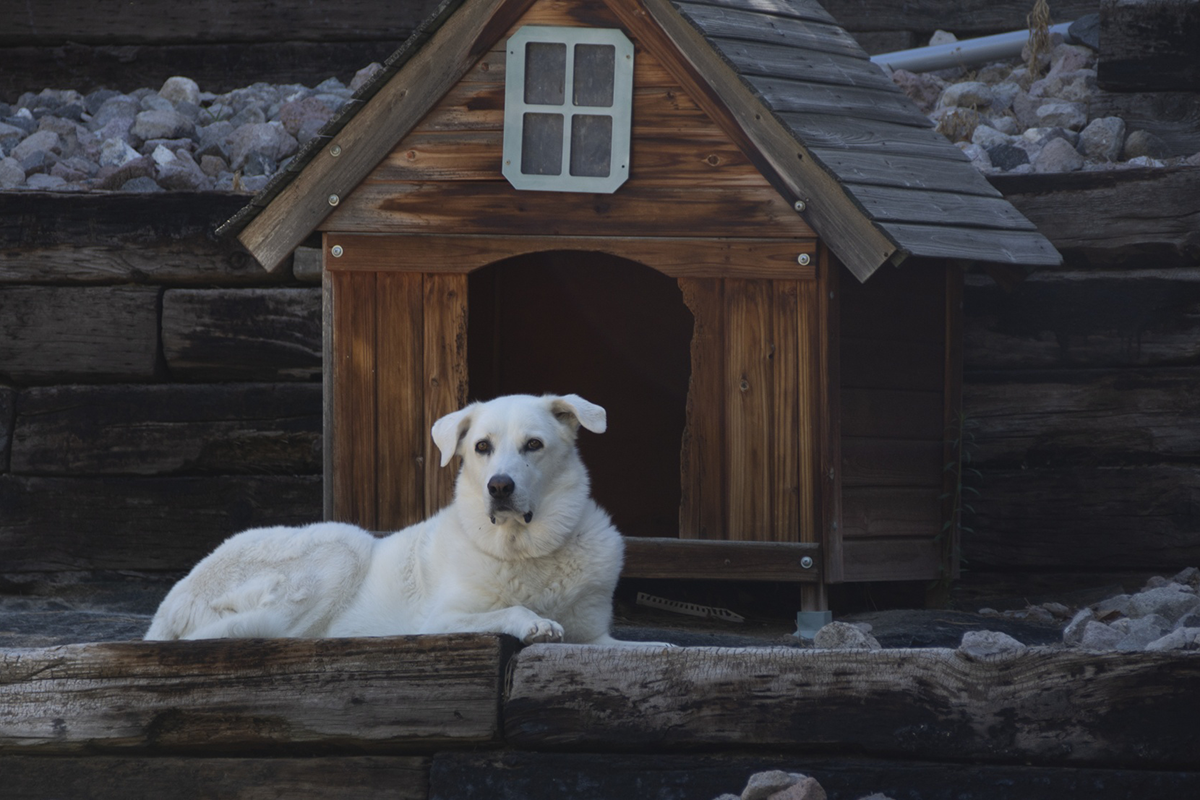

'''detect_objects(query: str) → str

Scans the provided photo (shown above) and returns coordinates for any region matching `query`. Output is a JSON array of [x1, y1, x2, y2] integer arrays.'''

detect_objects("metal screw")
[[793, 199, 807, 212], [797, 253, 811, 266], [329, 144, 342, 157], [800, 556, 814, 569], [328, 194, 340, 206], [330, 245, 344, 258]]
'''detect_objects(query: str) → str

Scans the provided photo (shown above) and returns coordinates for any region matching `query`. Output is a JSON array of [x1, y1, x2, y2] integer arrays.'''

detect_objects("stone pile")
[[1061, 567, 1200, 652], [888, 33, 1200, 174], [713, 769, 894, 800], [0, 65, 381, 193]]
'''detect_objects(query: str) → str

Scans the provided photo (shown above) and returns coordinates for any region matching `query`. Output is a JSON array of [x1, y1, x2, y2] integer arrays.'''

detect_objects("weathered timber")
[[505, 644, 1200, 767], [0, 756, 429, 800], [1087, 90, 1200, 158], [965, 369, 1200, 468], [0, 286, 160, 384], [622, 538, 820, 581], [840, 537, 941, 582], [964, 465, 1200, 570], [162, 288, 322, 381], [1098, 0, 1200, 92], [963, 269, 1200, 369], [0, 635, 510, 753], [818, 0, 1097, 35], [431, 751, 1200, 800], [0, 386, 12, 471], [990, 168, 1200, 268], [0, 474, 321, 572], [0, 193, 266, 285], [0, 42, 408, 104], [10, 384, 321, 476]]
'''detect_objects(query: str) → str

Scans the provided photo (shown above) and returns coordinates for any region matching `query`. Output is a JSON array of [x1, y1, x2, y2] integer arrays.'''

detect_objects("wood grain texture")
[[324, 234, 816, 279], [506, 643, 1200, 767], [0, 474, 321, 572], [622, 538, 820, 581], [841, 486, 940, 539], [678, 278, 726, 540], [778, 112, 967, 161], [0, 756, 430, 800], [0, 635, 509, 753], [818, 0, 1098, 35], [423, 273, 468, 515], [725, 279, 774, 541], [10, 384, 320, 476], [0, 286, 160, 383], [162, 288, 322, 381], [817, 247, 842, 582], [1097, 0, 1200, 92], [839, 537, 942, 582], [330, 271, 378, 529]]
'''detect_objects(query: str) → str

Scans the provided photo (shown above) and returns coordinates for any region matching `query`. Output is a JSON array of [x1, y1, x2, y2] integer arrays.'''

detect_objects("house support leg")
[[794, 582, 832, 639]]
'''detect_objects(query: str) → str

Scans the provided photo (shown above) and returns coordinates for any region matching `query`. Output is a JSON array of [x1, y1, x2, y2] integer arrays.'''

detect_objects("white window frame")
[[502, 25, 634, 194]]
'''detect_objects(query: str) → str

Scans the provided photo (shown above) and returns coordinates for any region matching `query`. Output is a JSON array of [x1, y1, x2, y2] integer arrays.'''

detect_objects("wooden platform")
[[3, 635, 1198, 798]]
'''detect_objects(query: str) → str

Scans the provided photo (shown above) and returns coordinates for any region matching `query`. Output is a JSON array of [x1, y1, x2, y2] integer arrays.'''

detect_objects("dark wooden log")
[[0, 193, 274, 285], [818, 0, 1097, 35], [990, 168, 1200, 268], [622, 539, 821, 581], [162, 288, 322, 381], [506, 644, 1200, 767], [963, 269, 1200, 370], [1087, 90, 1200, 159], [0, 385, 12, 471], [0, 474, 321, 572], [431, 751, 1200, 800], [965, 368, 1200, 468], [0, 286, 160, 384], [0, 635, 510, 753], [964, 465, 1200, 570], [10, 384, 321, 476], [1, 756, 429, 800], [1098, 0, 1200, 92]]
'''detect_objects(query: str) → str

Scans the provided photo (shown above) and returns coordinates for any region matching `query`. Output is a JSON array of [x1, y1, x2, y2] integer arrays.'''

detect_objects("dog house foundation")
[[220, 0, 1059, 609]]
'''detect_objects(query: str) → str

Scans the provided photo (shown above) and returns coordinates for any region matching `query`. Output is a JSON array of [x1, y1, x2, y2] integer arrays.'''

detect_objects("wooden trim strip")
[[623, 537, 821, 581], [324, 234, 818, 279]]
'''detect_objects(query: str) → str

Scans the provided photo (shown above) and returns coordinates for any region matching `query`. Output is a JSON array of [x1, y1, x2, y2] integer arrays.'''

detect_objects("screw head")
[[328, 194, 340, 206], [793, 199, 807, 212], [800, 556, 814, 569], [797, 253, 811, 266], [330, 245, 344, 258], [329, 144, 342, 157]]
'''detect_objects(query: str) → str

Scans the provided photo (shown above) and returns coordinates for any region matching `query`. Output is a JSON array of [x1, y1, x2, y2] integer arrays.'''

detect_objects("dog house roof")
[[218, 0, 1060, 281]]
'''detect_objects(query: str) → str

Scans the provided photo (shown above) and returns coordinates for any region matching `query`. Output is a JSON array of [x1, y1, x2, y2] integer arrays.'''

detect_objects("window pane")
[[521, 113, 564, 175], [570, 114, 612, 177], [573, 44, 615, 107], [524, 42, 566, 105]]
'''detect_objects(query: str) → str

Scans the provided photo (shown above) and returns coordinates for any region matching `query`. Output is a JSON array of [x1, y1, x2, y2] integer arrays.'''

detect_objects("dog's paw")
[[521, 618, 564, 644]]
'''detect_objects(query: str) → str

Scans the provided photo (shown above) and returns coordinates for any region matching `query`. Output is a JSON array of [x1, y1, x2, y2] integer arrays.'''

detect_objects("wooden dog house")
[[221, 0, 1059, 609]]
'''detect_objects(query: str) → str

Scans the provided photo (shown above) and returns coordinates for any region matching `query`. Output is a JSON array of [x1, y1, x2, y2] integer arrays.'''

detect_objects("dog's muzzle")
[[487, 474, 533, 524]]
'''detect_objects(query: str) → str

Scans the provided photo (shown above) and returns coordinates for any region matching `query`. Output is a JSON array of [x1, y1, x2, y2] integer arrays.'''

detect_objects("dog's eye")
[[525, 439, 543, 452], [474, 440, 492, 455]]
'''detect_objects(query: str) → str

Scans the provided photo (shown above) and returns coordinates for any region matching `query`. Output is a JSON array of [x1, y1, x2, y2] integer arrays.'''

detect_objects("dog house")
[[220, 0, 1059, 611]]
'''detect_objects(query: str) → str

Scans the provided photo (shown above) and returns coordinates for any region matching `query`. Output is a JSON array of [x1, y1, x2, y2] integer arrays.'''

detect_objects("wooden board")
[[330, 271, 379, 530], [1097, 0, 1200, 92], [622, 538, 820, 581], [816, 0, 1098, 35], [505, 643, 1200, 767], [162, 288, 322, 381], [10, 384, 321, 476], [0, 387, 13, 471], [422, 273, 469, 515], [678, 278, 726, 541], [0, 635, 510, 753], [1, 756, 430, 800], [0, 286, 160, 383], [0, 474, 321, 572], [839, 537, 941, 582]]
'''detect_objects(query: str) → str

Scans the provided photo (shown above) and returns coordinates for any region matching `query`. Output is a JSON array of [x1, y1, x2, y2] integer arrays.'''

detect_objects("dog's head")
[[431, 394, 605, 531]]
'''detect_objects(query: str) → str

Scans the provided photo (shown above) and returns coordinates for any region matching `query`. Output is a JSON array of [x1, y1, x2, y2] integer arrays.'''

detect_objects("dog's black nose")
[[487, 474, 515, 499]]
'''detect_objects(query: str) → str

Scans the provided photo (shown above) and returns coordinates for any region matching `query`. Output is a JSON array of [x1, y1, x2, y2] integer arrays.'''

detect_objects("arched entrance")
[[468, 250, 694, 539]]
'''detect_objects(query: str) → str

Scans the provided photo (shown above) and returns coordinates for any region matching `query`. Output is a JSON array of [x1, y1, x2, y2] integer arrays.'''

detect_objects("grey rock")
[[1146, 627, 1200, 652], [1079, 620, 1122, 650], [1174, 610, 1200, 630], [350, 62, 384, 93], [1068, 13, 1100, 50], [1124, 130, 1170, 160], [1092, 594, 1132, 621], [1042, 602, 1072, 619], [0, 122, 24, 149], [84, 88, 121, 115], [242, 150, 276, 176], [769, 777, 826, 800], [49, 160, 89, 182], [890, 69, 946, 114], [120, 175, 165, 193], [742, 770, 803, 800], [140, 93, 174, 113], [89, 95, 141, 131], [958, 630, 1027, 659], [940, 81, 995, 110], [239, 174, 269, 193], [159, 76, 201, 107], [1063, 607, 1095, 645], [971, 124, 1014, 150], [0, 156, 25, 188], [156, 149, 210, 191], [1129, 585, 1200, 622], [20, 150, 52, 175], [1174, 566, 1200, 587], [99, 138, 141, 168], [1115, 614, 1173, 651], [1023, 605, 1057, 624], [986, 143, 1030, 171], [959, 142, 992, 170], [26, 173, 67, 190], [1033, 136, 1084, 172], [229, 106, 267, 128], [277, 96, 334, 143], [197, 120, 235, 158], [198, 154, 229, 177], [1125, 155, 1164, 168], [988, 82, 1022, 113], [1143, 575, 1172, 591], [1078, 116, 1125, 161], [92, 115, 135, 146], [174, 100, 202, 123], [141, 137, 195, 156], [225, 121, 298, 171], [1034, 101, 1087, 131], [1011, 91, 1047, 128], [12, 129, 62, 162], [96, 155, 155, 190], [813, 621, 881, 650], [130, 109, 195, 142]]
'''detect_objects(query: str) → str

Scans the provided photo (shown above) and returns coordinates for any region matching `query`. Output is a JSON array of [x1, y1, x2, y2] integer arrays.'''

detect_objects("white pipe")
[[871, 22, 1073, 73]]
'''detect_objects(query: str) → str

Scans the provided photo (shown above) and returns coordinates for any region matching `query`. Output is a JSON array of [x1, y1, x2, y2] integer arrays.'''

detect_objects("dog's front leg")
[[426, 605, 564, 644]]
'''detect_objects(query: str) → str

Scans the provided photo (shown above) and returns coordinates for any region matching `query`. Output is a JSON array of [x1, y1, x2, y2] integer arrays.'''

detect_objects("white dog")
[[145, 393, 662, 646]]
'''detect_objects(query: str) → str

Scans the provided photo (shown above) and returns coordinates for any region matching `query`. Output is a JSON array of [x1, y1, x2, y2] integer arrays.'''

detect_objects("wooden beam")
[[324, 234, 818, 280], [678, 278, 726, 541], [1097, 0, 1200, 92], [0, 635, 511, 753], [506, 644, 1200, 767], [622, 538, 820, 581], [236, 0, 538, 271], [330, 270, 379, 529]]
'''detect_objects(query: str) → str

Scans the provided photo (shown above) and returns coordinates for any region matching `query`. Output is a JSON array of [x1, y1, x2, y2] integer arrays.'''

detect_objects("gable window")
[[503, 26, 634, 193]]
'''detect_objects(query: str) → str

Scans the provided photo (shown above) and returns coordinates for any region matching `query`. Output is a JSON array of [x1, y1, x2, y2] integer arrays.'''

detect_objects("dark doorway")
[[468, 251, 694, 539]]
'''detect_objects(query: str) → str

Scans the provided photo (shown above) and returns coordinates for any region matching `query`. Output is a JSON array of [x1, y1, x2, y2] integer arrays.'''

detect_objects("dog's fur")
[[145, 393, 659, 646]]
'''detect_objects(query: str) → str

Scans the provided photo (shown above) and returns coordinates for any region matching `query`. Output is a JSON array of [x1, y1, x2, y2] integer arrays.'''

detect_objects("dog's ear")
[[431, 404, 476, 467], [548, 394, 607, 435]]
